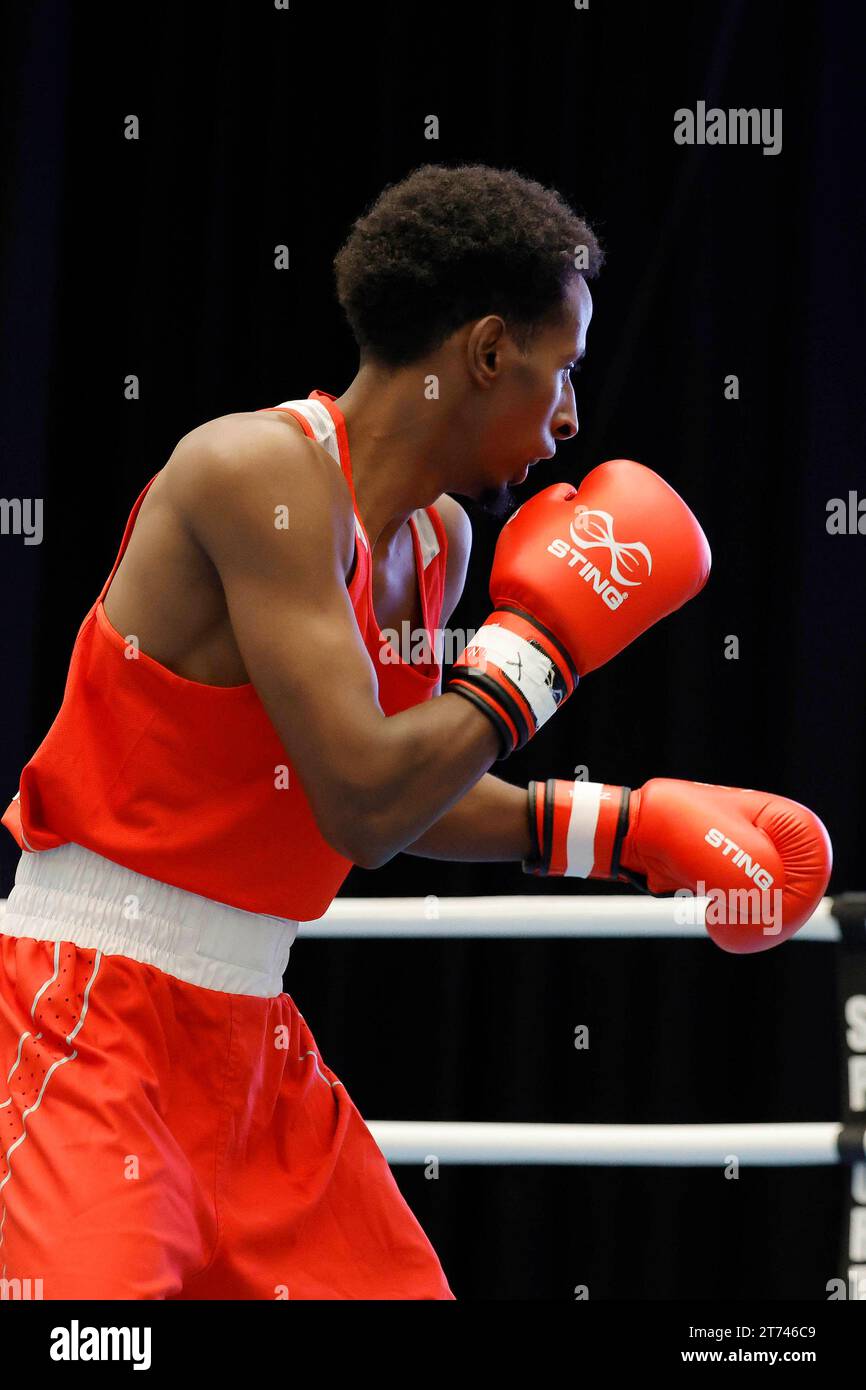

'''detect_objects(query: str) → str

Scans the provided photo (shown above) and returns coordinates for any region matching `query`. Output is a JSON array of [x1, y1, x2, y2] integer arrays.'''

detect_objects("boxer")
[[0, 164, 829, 1301]]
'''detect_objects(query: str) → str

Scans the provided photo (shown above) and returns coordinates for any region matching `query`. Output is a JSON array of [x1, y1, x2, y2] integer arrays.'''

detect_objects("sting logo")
[[546, 507, 653, 611]]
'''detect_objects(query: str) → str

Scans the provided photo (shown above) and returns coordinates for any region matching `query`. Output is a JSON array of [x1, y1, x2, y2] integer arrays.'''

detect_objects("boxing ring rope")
[[303, 894, 865, 1182], [367, 1121, 846, 1166], [304, 893, 840, 941]]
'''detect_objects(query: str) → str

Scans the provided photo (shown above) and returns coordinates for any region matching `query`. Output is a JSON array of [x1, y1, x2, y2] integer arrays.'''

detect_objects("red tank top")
[[1, 391, 449, 920]]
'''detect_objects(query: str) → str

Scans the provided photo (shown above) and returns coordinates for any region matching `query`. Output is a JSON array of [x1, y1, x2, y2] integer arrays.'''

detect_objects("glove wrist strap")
[[447, 608, 578, 757], [523, 779, 632, 878]]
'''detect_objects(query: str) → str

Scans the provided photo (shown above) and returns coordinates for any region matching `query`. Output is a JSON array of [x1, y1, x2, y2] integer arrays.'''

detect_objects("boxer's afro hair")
[[334, 164, 604, 367]]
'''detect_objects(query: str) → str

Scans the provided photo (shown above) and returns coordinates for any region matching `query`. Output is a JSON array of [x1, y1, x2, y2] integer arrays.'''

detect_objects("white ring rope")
[[368, 1121, 851, 1166], [317, 895, 846, 1168], [306, 895, 838, 940]]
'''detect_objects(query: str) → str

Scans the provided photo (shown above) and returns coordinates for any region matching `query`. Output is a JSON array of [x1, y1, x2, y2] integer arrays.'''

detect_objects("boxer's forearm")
[[402, 774, 532, 861]]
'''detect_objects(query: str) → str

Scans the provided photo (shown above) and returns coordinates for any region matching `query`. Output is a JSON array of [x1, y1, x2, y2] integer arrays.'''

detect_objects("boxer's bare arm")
[[404, 773, 531, 860], [174, 420, 500, 869]]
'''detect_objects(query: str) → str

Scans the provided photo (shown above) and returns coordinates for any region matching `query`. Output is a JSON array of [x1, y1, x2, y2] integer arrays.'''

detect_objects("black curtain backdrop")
[[1, 0, 864, 1300]]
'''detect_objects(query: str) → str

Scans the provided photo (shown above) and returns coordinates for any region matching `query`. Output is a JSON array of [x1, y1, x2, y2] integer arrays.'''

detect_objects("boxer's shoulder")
[[167, 409, 343, 491], [429, 494, 473, 620], [159, 410, 355, 570]]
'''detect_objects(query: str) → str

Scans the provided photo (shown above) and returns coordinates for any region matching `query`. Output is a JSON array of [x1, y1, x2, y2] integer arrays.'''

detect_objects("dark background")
[[1, 0, 863, 1299]]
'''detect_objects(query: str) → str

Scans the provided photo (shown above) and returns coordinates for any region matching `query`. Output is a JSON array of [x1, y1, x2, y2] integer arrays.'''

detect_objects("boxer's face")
[[467, 275, 592, 518]]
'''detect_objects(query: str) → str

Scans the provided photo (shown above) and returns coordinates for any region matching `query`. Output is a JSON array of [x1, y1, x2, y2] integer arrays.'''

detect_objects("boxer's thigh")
[[177, 1001, 454, 1301], [0, 934, 215, 1300]]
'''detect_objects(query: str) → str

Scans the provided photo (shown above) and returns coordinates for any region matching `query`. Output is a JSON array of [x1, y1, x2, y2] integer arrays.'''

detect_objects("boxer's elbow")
[[319, 776, 400, 870], [349, 837, 397, 872], [325, 814, 397, 871], [314, 725, 422, 867]]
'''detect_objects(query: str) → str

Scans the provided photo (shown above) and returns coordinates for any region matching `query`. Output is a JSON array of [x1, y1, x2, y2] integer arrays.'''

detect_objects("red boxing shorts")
[[0, 843, 453, 1300]]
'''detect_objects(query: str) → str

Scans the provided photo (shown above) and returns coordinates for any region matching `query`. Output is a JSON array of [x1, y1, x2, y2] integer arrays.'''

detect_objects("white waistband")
[[0, 844, 297, 998]]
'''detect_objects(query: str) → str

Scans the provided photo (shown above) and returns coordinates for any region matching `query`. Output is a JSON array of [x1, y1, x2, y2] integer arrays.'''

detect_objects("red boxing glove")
[[524, 777, 833, 953], [447, 461, 711, 756]]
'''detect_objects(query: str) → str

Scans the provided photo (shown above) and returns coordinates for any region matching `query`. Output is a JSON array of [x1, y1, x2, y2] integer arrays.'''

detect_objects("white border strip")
[[368, 1120, 847, 1166]]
